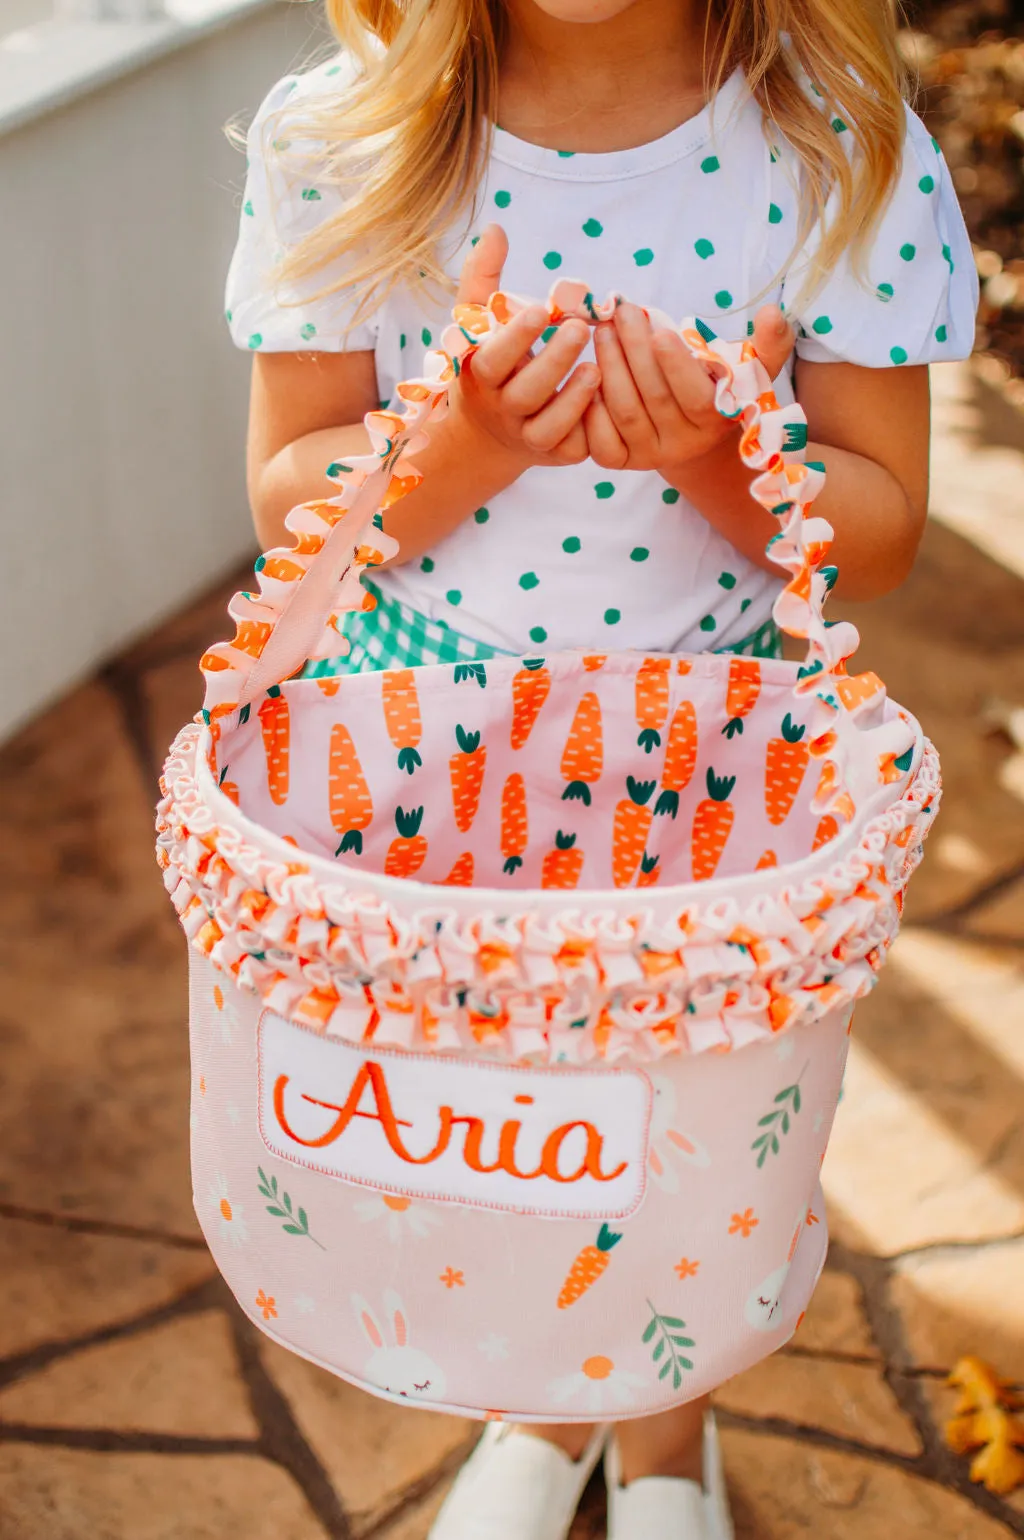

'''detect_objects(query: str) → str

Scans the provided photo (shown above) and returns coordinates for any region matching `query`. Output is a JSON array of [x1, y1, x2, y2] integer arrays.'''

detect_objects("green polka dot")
[[630, 547, 649, 562], [694, 238, 714, 259], [543, 251, 563, 270], [812, 316, 833, 335], [942, 243, 954, 271], [300, 322, 316, 341], [768, 203, 783, 224], [918, 174, 935, 195], [225, 309, 233, 323], [471, 236, 480, 247], [243, 200, 254, 217], [474, 507, 489, 524], [519, 571, 539, 590], [583, 218, 603, 238], [421, 328, 432, 346], [420, 557, 435, 573], [740, 597, 752, 612], [877, 283, 894, 302], [633, 248, 654, 267], [326, 65, 342, 75], [831, 117, 847, 133], [700, 155, 720, 173], [900, 243, 917, 262], [718, 571, 737, 590], [595, 481, 615, 500], [300, 188, 322, 202], [931, 135, 941, 155], [247, 333, 262, 349], [541, 326, 557, 343], [562, 536, 581, 553], [890, 346, 908, 365], [661, 487, 680, 504], [604, 608, 621, 625], [715, 290, 733, 310], [935, 324, 948, 343], [699, 614, 717, 632], [530, 625, 548, 642], [494, 189, 511, 208], [557, 150, 575, 158], [446, 588, 462, 605], [400, 333, 407, 349]]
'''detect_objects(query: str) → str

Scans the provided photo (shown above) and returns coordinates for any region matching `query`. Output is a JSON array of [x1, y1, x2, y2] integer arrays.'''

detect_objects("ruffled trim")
[[156, 715, 939, 1064]]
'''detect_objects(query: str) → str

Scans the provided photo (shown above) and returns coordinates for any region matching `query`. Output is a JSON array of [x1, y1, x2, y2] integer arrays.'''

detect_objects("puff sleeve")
[[783, 105, 978, 367], [224, 58, 378, 354]]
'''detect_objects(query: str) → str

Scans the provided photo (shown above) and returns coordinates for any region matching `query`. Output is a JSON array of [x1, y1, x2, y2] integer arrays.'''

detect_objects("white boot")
[[429, 1423, 608, 1540], [605, 1412, 733, 1540]]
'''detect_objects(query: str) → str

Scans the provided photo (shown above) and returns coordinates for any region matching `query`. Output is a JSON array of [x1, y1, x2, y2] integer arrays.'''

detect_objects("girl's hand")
[[585, 302, 796, 477], [450, 226, 600, 468]]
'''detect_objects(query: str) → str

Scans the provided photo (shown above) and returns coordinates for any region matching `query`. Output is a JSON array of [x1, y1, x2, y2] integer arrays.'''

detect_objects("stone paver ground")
[[1, 361, 1022, 1537]]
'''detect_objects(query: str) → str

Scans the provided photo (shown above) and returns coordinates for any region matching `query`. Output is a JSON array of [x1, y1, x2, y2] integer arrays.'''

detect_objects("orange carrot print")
[[218, 767, 240, 806], [635, 657, 671, 753], [612, 777, 656, 888], [329, 723, 373, 855], [511, 660, 550, 749], [439, 851, 475, 886], [723, 657, 761, 738], [765, 714, 809, 825], [691, 768, 736, 880], [557, 1225, 622, 1308], [756, 849, 778, 869], [501, 772, 528, 875], [542, 831, 584, 890], [637, 853, 660, 888], [656, 700, 698, 817], [258, 686, 290, 806], [450, 725, 487, 832], [316, 676, 340, 697], [382, 669, 422, 773], [562, 692, 603, 804], [812, 814, 839, 852], [384, 806, 428, 878]]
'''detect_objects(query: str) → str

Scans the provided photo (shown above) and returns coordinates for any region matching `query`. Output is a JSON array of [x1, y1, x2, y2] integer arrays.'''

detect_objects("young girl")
[[225, 0, 976, 1533]]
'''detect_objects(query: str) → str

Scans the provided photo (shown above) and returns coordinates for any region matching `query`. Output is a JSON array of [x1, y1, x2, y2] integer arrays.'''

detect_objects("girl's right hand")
[[450, 226, 600, 468]]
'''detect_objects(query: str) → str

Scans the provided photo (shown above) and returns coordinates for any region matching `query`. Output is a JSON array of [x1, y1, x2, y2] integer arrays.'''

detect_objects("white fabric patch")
[[258, 1012, 652, 1219]]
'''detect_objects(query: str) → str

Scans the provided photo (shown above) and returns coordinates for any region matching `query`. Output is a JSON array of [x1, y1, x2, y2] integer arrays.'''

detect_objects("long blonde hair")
[[271, 0, 909, 327]]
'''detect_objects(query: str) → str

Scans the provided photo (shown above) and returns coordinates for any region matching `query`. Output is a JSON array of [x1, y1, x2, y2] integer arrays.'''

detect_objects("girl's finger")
[[612, 304, 683, 431], [521, 363, 600, 452], [550, 418, 590, 465], [470, 305, 551, 389], [455, 224, 508, 306], [593, 323, 654, 450], [751, 303, 796, 381], [584, 389, 629, 470], [503, 320, 591, 415], [652, 331, 719, 424]]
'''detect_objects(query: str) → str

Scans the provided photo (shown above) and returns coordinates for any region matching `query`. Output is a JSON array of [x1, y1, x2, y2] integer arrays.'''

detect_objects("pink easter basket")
[[157, 285, 938, 1421]]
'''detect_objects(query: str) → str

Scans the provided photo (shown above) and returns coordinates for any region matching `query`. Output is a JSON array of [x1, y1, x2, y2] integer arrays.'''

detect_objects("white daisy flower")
[[226, 1102, 242, 1127], [209, 1174, 249, 1248], [296, 1294, 316, 1315], [547, 1356, 647, 1414], [212, 983, 239, 1045], [478, 1334, 511, 1362], [353, 1193, 441, 1242], [774, 1034, 797, 1063]]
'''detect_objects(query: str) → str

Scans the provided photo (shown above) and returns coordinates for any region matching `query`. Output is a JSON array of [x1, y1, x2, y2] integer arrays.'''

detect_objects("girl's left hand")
[[586, 302, 796, 476]]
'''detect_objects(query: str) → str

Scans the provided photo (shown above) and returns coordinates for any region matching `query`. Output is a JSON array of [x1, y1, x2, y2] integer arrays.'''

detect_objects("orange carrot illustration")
[[637, 852, 660, 888], [765, 714, 810, 825], [501, 772, 528, 875], [756, 849, 778, 869], [450, 725, 487, 832], [557, 1225, 623, 1308], [511, 660, 550, 749], [254, 553, 305, 583], [582, 654, 606, 672], [316, 676, 340, 697], [656, 700, 698, 817], [561, 692, 604, 805], [691, 768, 736, 880], [612, 777, 656, 888], [542, 831, 584, 890], [329, 723, 373, 855], [723, 657, 762, 738], [812, 814, 839, 852], [382, 669, 422, 773], [258, 686, 290, 806], [439, 851, 475, 886], [217, 766, 240, 806], [635, 657, 671, 753], [384, 806, 428, 878]]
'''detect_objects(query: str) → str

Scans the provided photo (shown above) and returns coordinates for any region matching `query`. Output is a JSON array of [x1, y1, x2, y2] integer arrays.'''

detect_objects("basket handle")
[[199, 280, 913, 821]]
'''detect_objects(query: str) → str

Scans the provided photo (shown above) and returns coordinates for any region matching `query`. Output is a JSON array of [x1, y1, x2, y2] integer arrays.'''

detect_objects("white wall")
[[0, 1, 331, 739]]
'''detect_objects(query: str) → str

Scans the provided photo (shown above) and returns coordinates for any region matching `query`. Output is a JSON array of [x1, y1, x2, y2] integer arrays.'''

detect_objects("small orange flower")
[[806, 1208, 820, 1226], [439, 1267, 465, 1289], [729, 1208, 759, 1239], [199, 1076, 206, 1096], [674, 1258, 700, 1280], [255, 1289, 277, 1320]]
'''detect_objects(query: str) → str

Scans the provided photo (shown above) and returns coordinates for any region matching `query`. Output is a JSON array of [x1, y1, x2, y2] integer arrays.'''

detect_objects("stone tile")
[[822, 935, 1024, 1256], [966, 876, 1024, 942], [0, 1217, 213, 1360], [369, 1484, 449, 1540], [722, 1427, 1009, 1538], [789, 1269, 881, 1360], [0, 1308, 255, 1439], [259, 1338, 476, 1522], [891, 1237, 1024, 1382], [716, 1354, 921, 1456], [0, 1446, 322, 1540], [0, 682, 197, 1234]]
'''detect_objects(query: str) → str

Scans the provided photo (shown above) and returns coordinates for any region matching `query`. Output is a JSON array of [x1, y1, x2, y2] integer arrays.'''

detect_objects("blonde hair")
[[271, 0, 909, 327]]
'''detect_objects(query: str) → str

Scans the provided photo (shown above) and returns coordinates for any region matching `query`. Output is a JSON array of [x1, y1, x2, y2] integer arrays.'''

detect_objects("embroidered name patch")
[[257, 1012, 652, 1219]]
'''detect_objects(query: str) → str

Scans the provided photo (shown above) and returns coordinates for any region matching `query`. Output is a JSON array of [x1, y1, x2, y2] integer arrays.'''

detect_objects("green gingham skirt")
[[301, 578, 783, 679]]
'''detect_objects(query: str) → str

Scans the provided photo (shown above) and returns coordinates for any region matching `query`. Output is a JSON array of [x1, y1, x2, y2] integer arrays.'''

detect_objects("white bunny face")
[[353, 1290, 448, 1402], [647, 1073, 711, 1193]]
